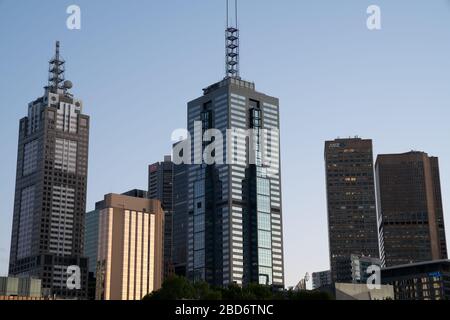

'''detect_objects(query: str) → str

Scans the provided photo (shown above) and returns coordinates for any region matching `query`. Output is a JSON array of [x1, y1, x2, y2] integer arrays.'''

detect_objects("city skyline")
[[1, 0, 450, 289]]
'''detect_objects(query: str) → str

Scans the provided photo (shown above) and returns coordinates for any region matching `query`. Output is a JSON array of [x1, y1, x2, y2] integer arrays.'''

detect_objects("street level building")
[[381, 260, 450, 300]]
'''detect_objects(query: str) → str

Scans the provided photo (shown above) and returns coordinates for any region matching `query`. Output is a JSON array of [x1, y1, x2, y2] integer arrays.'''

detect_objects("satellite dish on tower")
[[64, 80, 73, 90]]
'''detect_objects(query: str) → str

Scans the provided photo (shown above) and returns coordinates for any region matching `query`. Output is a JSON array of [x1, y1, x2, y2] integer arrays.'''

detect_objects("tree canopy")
[[142, 275, 333, 300]]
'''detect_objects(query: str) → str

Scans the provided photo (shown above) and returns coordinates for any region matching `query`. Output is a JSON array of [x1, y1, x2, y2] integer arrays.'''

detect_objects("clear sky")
[[1, 0, 450, 288]]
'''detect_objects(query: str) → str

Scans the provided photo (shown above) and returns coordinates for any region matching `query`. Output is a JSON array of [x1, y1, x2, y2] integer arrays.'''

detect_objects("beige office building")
[[95, 193, 164, 300]]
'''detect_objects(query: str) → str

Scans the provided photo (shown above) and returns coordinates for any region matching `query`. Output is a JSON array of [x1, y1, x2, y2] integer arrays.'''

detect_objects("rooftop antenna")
[[48, 41, 66, 93], [225, 0, 240, 79]]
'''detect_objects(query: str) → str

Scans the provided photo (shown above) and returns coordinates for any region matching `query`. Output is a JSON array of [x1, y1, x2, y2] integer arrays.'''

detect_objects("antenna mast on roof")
[[225, 0, 240, 79], [48, 41, 66, 93]]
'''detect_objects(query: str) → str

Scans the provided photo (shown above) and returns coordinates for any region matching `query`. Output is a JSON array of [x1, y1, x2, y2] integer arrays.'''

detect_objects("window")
[[194, 232, 205, 250], [258, 213, 271, 231], [23, 140, 39, 176], [257, 195, 270, 213], [258, 230, 272, 249], [194, 181, 205, 197], [257, 178, 270, 196], [194, 215, 205, 233], [258, 249, 272, 267], [259, 266, 273, 285], [201, 104, 212, 131], [250, 101, 261, 128], [194, 250, 205, 269]]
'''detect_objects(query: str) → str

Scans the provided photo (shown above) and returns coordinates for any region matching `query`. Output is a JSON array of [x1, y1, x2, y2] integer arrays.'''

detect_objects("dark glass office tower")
[[324, 138, 380, 283], [148, 156, 174, 278], [186, 77, 284, 288], [181, 1, 284, 289], [376, 151, 448, 267], [172, 162, 188, 276], [8, 42, 89, 299]]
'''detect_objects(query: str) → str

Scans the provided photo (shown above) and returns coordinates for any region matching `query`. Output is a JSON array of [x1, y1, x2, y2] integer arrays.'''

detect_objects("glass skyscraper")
[[184, 77, 284, 288]]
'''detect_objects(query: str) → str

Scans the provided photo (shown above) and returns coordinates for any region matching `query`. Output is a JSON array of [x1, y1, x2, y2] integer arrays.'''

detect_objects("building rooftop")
[[202, 77, 255, 95], [382, 259, 450, 271]]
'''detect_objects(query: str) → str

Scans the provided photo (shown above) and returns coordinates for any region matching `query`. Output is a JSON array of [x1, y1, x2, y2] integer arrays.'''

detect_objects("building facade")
[[148, 156, 174, 278], [332, 254, 381, 284], [312, 270, 332, 289], [93, 193, 164, 300], [172, 161, 188, 277], [334, 283, 394, 301], [376, 151, 448, 267], [0, 277, 42, 298], [381, 260, 450, 300], [183, 77, 284, 288], [8, 42, 89, 299], [85, 209, 100, 276], [324, 138, 380, 283]]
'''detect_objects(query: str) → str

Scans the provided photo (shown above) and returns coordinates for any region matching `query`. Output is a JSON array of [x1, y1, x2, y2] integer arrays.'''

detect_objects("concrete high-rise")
[[148, 156, 174, 278], [376, 151, 448, 267], [324, 138, 380, 283], [8, 42, 89, 299], [93, 193, 164, 300]]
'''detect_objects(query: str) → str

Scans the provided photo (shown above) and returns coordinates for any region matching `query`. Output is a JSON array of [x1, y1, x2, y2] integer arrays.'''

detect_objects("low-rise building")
[[381, 260, 450, 300], [335, 254, 381, 284], [312, 270, 332, 289], [85, 192, 164, 300], [335, 283, 394, 300], [0, 277, 42, 299]]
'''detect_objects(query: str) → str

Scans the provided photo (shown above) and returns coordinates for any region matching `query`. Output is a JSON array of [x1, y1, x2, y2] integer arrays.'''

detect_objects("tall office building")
[[85, 209, 100, 276], [324, 138, 380, 283], [8, 42, 89, 299], [85, 206, 100, 300], [148, 156, 174, 278], [172, 161, 188, 276], [93, 193, 164, 300], [376, 151, 448, 267], [181, 2, 284, 288]]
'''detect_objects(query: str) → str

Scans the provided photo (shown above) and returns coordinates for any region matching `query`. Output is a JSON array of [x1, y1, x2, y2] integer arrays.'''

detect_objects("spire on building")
[[48, 41, 66, 93], [225, 0, 240, 79]]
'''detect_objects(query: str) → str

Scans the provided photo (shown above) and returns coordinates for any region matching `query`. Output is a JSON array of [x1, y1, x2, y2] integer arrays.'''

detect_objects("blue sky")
[[1, 0, 450, 288]]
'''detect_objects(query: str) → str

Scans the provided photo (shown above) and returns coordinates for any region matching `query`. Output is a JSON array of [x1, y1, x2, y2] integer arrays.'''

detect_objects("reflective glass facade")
[[186, 78, 284, 288]]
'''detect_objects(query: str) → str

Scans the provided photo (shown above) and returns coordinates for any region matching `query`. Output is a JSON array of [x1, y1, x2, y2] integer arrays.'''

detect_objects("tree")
[[143, 275, 195, 300], [285, 289, 333, 300], [193, 281, 222, 300], [143, 276, 334, 300]]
